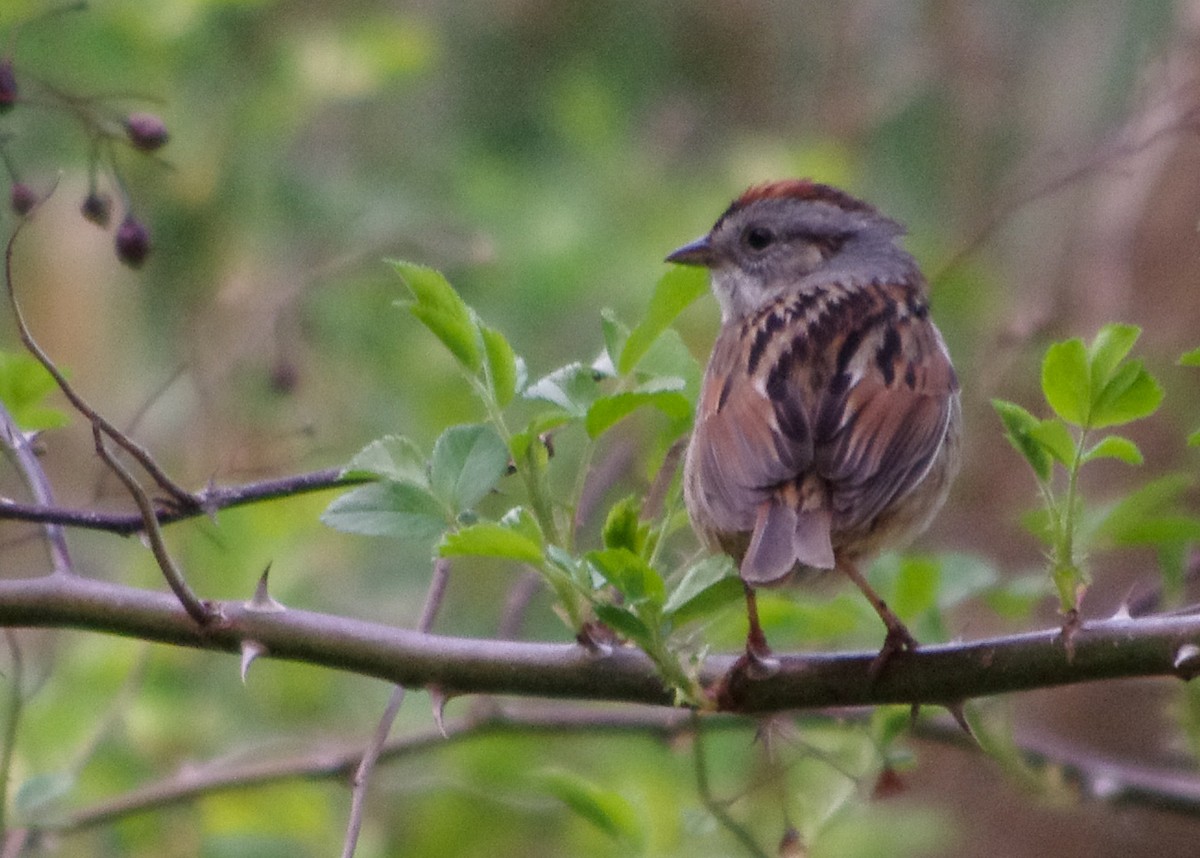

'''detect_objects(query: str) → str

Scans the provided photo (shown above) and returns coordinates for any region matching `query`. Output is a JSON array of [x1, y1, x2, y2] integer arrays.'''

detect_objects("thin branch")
[[0, 401, 73, 574], [89, 424, 212, 625], [56, 705, 704, 833], [0, 630, 22, 840], [0, 468, 368, 535], [691, 710, 769, 858], [341, 557, 451, 858], [3, 222, 196, 511], [43, 702, 1200, 838]]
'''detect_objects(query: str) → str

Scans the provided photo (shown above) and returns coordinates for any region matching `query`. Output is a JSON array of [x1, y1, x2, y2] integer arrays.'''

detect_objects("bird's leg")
[[743, 582, 770, 658], [838, 559, 917, 679]]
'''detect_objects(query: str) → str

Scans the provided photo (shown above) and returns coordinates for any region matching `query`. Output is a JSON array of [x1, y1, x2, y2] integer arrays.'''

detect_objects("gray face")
[[701, 197, 905, 322]]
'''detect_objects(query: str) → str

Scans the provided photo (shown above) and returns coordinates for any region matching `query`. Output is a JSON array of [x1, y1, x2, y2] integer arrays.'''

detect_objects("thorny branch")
[[0, 572, 1198, 712]]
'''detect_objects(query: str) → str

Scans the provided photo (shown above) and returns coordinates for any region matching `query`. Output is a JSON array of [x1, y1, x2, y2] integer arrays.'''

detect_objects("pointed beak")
[[665, 234, 715, 267]]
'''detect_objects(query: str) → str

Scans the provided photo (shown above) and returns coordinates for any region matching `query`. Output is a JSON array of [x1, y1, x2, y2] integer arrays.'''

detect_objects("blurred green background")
[[2, 1, 1200, 856]]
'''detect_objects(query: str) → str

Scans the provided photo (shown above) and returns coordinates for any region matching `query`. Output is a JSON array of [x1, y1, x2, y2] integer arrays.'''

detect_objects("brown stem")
[[3, 224, 197, 511], [90, 424, 212, 626], [341, 558, 452, 858]]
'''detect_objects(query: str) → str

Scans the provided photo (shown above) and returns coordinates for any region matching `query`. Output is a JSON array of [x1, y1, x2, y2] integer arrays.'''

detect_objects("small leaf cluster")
[[0, 5, 169, 268], [992, 324, 1171, 611], [324, 260, 746, 701]]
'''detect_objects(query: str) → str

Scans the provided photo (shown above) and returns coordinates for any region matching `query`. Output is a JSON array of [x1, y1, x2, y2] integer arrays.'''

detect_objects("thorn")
[[945, 700, 975, 739], [245, 564, 285, 613], [1174, 644, 1200, 680], [1110, 602, 1132, 621], [430, 686, 450, 737], [240, 639, 267, 683]]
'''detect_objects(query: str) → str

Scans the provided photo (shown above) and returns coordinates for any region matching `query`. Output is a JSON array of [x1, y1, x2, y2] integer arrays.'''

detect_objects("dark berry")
[[123, 112, 169, 152], [115, 215, 151, 268], [10, 183, 36, 216], [0, 59, 16, 113], [81, 191, 112, 227]]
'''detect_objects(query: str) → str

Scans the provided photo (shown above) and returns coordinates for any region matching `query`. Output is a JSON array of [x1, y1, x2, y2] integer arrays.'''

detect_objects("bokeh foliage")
[[0, 1, 1198, 857]]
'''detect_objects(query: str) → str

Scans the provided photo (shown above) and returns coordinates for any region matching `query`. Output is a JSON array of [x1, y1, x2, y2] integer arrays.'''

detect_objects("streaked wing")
[[686, 324, 815, 536], [813, 307, 958, 530]]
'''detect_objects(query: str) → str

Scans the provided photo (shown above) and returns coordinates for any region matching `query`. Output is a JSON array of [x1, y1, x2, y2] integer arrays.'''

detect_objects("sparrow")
[[668, 179, 961, 672]]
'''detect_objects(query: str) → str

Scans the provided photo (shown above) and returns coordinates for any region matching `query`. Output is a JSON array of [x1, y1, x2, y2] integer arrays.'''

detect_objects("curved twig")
[[0, 468, 368, 535], [3, 223, 197, 511]]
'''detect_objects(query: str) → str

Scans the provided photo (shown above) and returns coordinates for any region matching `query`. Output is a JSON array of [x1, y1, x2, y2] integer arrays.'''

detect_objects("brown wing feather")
[[686, 327, 815, 537], [684, 281, 957, 584], [814, 305, 958, 531]]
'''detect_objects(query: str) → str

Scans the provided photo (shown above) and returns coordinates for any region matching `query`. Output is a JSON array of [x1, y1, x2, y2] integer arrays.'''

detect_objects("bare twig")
[[89, 424, 212, 625], [39, 702, 1200, 838], [0, 401, 73, 574], [691, 710, 769, 858], [0, 467, 367, 535], [0, 630, 24, 841], [3, 223, 197, 511], [497, 571, 542, 641], [341, 557, 451, 858]]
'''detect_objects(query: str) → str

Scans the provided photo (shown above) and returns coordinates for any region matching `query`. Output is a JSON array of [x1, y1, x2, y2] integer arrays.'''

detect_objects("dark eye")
[[744, 226, 774, 251]]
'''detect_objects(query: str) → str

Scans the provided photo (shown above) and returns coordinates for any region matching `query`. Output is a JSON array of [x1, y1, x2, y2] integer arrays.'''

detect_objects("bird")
[[667, 179, 961, 674]]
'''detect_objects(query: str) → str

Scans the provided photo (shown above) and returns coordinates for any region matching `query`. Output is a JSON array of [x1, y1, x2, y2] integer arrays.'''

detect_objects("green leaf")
[[532, 768, 644, 848], [601, 496, 646, 553], [983, 573, 1049, 621], [1087, 323, 1140, 383], [321, 482, 448, 540], [0, 351, 68, 431], [524, 362, 602, 417], [618, 265, 708, 375], [341, 435, 428, 484], [663, 555, 742, 625], [1041, 338, 1090, 426], [992, 399, 1052, 480], [1096, 475, 1200, 546], [587, 548, 665, 605], [1179, 346, 1200, 367], [1087, 361, 1163, 429], [481, 325, 521, 407], [1189, 429, 1200, 447], [584, 379, 691, 438], [599, 309, 629, 374], [890, 556, 940, 619], [392, 260, 481, 372], [933, 553, 1000, 609], [1081, 435, 1143, 465], [440, 521, 543, 563], [1028, 419, 1076, 466], [593, 603, 655, 648], [500, 505, 545, 546], [430, 424, 509, 512]]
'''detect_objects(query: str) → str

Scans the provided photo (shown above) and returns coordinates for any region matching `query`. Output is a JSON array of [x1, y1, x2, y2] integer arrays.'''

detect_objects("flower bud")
[[10, 182, 36, 216], [81, 191, 112, 227], [123, 112, 169, 152], [115, 215, 151, 268], [0, 59, 16, 113]]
